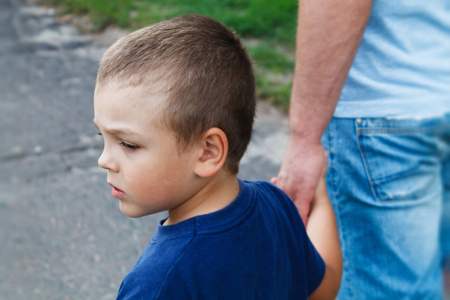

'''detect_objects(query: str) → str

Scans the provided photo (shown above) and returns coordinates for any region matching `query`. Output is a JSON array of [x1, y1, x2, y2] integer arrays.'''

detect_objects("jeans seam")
[[355, 120, 381, 203], [326, 123, 355, 299]]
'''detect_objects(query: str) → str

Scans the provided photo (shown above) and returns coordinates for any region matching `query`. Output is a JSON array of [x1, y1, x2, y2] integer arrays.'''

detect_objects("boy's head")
[[95, 15, 255, 174]]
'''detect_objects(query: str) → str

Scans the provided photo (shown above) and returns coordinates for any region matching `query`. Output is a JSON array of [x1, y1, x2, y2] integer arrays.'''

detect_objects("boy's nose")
[[98, 148, 118, 172]]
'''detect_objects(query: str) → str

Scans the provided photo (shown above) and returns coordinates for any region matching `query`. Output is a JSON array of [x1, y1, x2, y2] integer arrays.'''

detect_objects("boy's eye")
[[119, 141, 139, 151]]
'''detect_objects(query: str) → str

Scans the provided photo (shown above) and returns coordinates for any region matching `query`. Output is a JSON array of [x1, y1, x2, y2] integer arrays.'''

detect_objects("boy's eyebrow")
[[92, 119, 141, 136]]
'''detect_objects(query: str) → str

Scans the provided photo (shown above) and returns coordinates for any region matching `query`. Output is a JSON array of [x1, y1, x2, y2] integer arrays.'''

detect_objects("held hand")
[[272, 140, 325, 225], [311, 152, 329, 207]]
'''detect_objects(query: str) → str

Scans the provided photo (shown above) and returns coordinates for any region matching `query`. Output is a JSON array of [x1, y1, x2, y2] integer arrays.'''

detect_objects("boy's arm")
[[275, 0, 372, 224], [306, 160, 342, 299]]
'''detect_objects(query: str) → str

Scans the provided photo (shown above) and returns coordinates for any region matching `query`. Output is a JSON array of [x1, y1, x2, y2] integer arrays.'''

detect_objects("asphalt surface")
[[0, 0, 290, 299]]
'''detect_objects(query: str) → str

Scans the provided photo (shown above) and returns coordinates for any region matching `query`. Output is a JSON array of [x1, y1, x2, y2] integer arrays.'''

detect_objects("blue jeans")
[[322, 114, 450, 299]]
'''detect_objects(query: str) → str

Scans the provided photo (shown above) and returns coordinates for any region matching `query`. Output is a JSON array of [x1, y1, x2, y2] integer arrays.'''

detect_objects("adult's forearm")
[[290, 0, 373, 144], [274, 0, 373, 224]]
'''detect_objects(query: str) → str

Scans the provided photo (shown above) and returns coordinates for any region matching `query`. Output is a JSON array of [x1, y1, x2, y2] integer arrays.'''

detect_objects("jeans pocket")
[[356, 119, 441, 203]]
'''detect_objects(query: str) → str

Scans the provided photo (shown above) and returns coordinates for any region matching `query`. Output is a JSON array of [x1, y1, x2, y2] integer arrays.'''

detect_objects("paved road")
[[0, 0, 289, 299]]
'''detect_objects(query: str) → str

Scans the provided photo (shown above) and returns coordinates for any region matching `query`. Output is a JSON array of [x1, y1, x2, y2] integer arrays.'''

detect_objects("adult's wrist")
[[288, 126, 324, 149]]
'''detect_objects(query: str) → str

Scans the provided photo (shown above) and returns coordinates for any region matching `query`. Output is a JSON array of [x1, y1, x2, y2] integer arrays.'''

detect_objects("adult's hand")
[[273, 138, 325, 225]]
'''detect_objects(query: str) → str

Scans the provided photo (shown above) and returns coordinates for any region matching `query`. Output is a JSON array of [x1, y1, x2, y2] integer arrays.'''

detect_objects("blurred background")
[[32, 0, 298, 111]]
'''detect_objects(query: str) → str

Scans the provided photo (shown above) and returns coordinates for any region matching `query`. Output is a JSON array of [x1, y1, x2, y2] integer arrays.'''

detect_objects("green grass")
[[42, 0, 297, 110], [247, 42, 294, 110], [128, 0, 298, 44]]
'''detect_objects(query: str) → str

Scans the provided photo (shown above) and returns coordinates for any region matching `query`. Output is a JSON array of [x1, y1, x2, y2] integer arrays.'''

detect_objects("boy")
[[93, 15, 342, 299]]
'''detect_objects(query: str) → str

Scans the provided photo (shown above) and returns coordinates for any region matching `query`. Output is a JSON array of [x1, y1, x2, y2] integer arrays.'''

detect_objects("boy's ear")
[[194, 127, 228, 178]]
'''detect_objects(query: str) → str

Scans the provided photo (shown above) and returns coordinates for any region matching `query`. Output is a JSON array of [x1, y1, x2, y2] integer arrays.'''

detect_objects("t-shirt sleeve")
[[116, 258, 198, 300]]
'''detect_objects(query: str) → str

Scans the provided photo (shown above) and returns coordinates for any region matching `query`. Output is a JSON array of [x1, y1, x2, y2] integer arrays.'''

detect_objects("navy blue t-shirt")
[[117, 180, 325, 299]]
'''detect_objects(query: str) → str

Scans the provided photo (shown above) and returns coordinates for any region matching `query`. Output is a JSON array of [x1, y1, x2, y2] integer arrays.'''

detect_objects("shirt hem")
[[334, 99, 450, 118]]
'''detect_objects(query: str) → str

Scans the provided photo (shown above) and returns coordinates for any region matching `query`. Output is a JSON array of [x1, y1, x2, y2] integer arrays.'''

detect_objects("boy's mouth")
[[109, 183, 125, 198]]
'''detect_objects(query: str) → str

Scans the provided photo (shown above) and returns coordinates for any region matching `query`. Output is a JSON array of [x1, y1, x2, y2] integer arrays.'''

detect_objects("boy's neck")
[[164, 173, 240, 226]]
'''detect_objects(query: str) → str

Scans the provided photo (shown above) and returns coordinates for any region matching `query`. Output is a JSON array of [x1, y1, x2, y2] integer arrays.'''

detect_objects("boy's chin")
[[119, 201, 151, 218]]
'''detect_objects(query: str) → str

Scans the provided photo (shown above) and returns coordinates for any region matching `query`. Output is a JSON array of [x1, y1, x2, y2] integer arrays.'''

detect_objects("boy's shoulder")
[[117, 180, 324, 299]]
